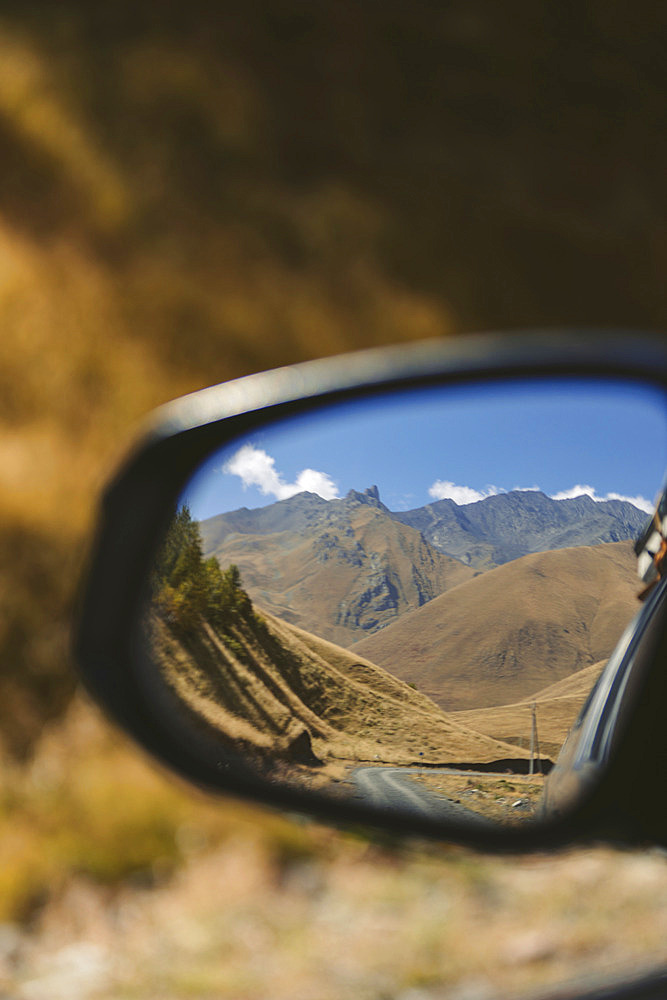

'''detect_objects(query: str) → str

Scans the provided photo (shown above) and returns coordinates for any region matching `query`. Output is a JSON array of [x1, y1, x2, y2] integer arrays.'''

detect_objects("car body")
[[541, 572, 667, 830]]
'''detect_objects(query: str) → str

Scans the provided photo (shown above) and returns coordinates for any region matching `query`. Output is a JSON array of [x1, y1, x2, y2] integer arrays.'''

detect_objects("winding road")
[[351, 766, 495, 827]]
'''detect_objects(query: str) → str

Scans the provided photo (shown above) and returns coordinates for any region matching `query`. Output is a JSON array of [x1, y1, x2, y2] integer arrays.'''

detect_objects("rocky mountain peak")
[[345, 485, 384, 508]]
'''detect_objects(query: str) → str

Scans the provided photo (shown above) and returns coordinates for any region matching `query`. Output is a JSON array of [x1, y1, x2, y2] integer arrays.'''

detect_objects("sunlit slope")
[[353, 541, 638, 712], [451, 661, 608, 759], [152, 608, 529, 771], [202, 493, 473, 646]]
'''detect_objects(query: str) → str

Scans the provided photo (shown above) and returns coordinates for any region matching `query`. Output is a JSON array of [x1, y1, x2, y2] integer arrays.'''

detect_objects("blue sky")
[[183, 378, 667, 521]]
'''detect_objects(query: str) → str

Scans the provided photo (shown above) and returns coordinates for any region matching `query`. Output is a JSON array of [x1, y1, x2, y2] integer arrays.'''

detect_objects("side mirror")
[[75, 332, 667, 850]]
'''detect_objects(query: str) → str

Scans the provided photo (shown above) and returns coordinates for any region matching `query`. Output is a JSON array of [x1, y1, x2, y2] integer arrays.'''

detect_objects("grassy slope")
[[152, 608, 530, 772], [451, 661, 608, 759], [353, 541, 639, 712]]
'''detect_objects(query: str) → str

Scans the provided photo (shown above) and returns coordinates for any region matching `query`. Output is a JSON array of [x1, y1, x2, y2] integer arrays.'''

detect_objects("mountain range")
[[200, 486, 646, 644], [191, 487, 646, 767], [391, 489, 647, 567], [201, 487, 473, 647]]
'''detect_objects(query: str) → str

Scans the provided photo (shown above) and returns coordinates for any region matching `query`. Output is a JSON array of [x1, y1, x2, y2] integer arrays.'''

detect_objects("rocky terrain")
[[200, 486, 645, 647], [393, 489, 647, 567], [201, 487, 474, 646]]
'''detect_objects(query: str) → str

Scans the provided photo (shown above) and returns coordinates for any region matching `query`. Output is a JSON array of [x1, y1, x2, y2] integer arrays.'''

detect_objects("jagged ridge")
[[200, 486, 646, 642]]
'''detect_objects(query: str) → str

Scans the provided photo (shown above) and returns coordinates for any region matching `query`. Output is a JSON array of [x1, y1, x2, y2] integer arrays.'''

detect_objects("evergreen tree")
[[153, 505, 252, 633]]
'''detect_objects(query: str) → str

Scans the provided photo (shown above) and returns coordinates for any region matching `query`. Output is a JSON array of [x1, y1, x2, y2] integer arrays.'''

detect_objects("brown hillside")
[[150, 607, 529, 779], [353, 541, 638, 713], [451, 661, 608, 760], [526, 661, 608, 705], [206, 503, 473, 646]]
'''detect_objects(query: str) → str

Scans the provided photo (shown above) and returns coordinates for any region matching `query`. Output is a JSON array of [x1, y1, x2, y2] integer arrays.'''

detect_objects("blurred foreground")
[[1, 700, 666, 1000]]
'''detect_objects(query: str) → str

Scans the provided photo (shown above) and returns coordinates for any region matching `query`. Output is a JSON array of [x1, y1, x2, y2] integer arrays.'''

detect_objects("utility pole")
[[529, 701, 542, 776]]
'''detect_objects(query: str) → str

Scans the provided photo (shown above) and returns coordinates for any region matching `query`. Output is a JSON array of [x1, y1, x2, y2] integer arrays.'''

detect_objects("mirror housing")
[[75, 331, 667, 850]]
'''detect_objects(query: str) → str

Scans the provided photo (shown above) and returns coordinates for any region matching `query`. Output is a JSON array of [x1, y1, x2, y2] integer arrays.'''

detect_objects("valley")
[[149, 486, 645, 823]]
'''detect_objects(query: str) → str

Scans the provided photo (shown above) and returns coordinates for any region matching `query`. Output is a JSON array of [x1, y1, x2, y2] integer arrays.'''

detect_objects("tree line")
[[153, 504, 253, 634]]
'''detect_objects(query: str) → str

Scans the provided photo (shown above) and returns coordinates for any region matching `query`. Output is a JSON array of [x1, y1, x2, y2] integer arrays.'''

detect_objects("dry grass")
[[3, 778, 667, 999], [151, 609, 530, 778], [0, 698, 329, 927], [354, 543, 638, 713], [452, 663, 608, 760], [406, 772, 547, 823]]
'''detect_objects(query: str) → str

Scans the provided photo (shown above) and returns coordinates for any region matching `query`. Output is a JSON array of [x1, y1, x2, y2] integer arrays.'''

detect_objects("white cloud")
[[550, 484, 653, 514], [428, 480, 501, 505], [428, 479, 653, 514], [606, 492, 654, 514], [292, 468, 340, 498], [223, 444, 339, 502], [428, 481, 541, 504], [550, 483, 598, 503]]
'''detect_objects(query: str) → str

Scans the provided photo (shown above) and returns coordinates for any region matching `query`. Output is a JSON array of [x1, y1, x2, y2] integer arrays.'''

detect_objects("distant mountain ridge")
[[391, 489, 647, 567], [202, 484, 390, 537], [203, 486, 647, 568]]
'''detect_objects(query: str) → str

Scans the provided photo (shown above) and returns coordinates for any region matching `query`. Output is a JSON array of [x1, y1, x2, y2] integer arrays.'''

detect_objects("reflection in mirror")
[[142, 379, 667, 829]]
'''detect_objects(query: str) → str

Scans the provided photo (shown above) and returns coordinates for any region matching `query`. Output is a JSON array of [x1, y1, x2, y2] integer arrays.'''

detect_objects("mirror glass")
[[141, 378, 667, 829]]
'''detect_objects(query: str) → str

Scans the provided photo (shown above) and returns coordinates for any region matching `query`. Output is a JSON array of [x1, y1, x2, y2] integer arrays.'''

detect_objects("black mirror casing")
[[75, 331, 667, 851]]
